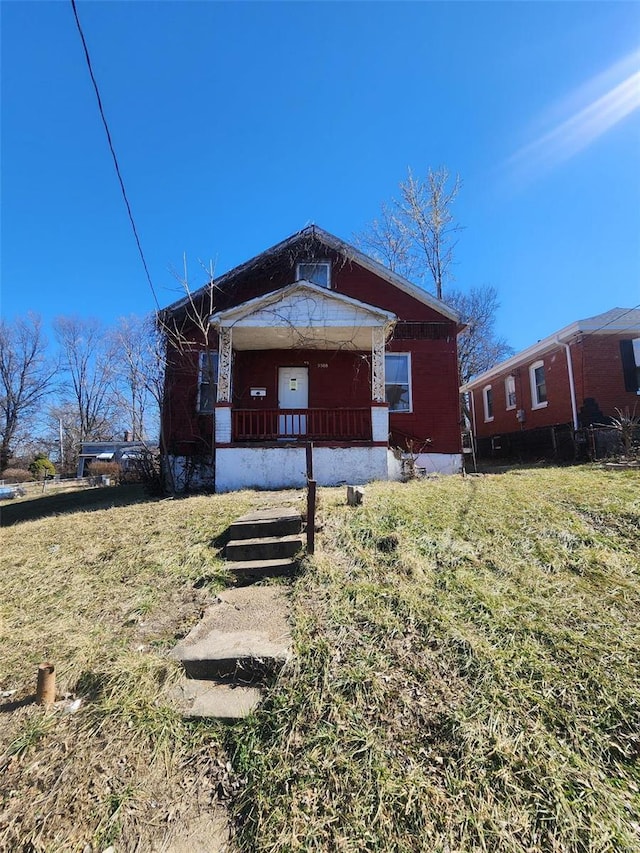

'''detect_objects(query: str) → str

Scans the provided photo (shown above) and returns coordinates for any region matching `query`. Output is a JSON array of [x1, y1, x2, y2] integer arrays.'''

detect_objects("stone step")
[[171, 586, 292, 680], [229, 507, 302, 541], [170, 677, 263, 721], [225, 533, 303, 562], [225, 557, 297, 586]]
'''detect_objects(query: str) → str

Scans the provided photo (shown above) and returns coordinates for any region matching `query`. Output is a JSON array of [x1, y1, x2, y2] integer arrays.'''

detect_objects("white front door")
[[278, 367, 309, 436]]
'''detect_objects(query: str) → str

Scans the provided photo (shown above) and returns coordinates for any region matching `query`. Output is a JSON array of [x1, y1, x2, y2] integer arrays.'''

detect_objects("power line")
[[70, 0, 160, 311], [578, 303, 640, 341]]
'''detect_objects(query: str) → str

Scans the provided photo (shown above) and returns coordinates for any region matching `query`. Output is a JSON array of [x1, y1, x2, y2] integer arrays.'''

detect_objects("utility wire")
[[70, 0, 160, 311], [577, 303, 640, 341]]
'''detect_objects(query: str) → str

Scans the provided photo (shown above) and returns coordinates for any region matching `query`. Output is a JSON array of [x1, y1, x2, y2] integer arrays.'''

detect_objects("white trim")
[[529, 360, 548, 409], [461, 307, 640, 392], [483, 384, 494, 422], [296, 260, 331, 289], [505, 374, 516, 411], [385, 352, 413, 414], [210, 280, 396, 327]]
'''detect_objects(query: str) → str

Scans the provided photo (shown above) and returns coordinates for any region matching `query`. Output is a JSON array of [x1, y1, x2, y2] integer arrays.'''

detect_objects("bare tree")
[[448, 286, 514, 384], [54, 317, 117, 443], [357, 167, 462, 299], [356, 202, 416, 279], [0, 314, 56, 471], [358, 166, 512, 381], [397, 167, 462, 300]]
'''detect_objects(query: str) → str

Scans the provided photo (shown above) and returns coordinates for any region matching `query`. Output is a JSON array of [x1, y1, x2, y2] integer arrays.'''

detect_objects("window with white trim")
[[296, 261, 331, 288], [505, 374, 516, 410], [385, 353, 412, 412], [483, 385, 494, 421], [198, 351, 218, 413], [529, 360, 547, 408]]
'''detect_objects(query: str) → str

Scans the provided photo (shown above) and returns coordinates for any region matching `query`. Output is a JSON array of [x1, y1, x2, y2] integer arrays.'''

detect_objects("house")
[[460, 307, 640, 460], [77, 436, 148, 478], [160, 225, 464, 492]]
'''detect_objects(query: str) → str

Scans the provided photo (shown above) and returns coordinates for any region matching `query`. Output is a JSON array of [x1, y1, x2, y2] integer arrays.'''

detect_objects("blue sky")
[[2, 1, 639, 352]]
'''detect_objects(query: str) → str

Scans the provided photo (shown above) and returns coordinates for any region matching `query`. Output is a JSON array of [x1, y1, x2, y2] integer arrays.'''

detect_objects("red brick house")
[[460, 308, 640, 460], [160, 226, 463, 491]]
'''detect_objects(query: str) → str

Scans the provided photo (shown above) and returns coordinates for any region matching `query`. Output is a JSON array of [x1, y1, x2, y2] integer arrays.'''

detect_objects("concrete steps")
[[170, 507, 303, 720], [225, 557, 297, 586], [225, 533, 303, 562]]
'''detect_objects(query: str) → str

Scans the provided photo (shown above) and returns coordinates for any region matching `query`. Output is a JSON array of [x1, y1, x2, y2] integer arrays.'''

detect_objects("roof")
[[163, 224, 460, 323], [461, 306, 640, 391]]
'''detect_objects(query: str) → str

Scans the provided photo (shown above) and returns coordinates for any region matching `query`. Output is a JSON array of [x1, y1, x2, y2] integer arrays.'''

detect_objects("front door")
[[278, 367, 309, 436]]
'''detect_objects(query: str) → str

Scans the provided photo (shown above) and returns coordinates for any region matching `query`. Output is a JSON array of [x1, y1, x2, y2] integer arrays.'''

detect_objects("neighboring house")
[[77, 436, 148, 477], [160, 225, 463, 492], [460, 307, 640, 460]]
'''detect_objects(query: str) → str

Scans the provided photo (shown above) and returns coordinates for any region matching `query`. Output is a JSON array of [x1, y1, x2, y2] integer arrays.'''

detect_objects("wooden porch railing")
[[232, 408, 372, 442]]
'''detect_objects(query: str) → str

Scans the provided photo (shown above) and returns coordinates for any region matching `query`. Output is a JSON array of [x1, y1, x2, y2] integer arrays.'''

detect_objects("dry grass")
[[230, 467, 640, 852], [0, 486, 304, 852], [2, 469, 639, 852]]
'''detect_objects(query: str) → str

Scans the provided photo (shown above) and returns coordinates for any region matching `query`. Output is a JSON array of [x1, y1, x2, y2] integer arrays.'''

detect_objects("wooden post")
[[307, 479, 316, 555], [36, 662, 55, 705]]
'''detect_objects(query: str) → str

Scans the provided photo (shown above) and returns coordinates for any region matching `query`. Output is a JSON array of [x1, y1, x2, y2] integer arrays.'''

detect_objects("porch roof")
[[209, 280, 396, 351]]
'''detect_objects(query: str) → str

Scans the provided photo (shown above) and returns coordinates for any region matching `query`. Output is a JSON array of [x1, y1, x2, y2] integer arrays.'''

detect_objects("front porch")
[[216, 403, 390, 445], [210, 280, 396, 464]]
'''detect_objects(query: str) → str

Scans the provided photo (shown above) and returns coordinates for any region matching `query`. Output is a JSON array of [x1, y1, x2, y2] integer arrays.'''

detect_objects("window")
[[296, 261, 331, 288], [620, 339, 640, 393], [483, 385, 493, 421], [505, 374, 516, 410], [198, 351, 218, 413], [385, 353, 411, 412], [529, 360, 547, 408]]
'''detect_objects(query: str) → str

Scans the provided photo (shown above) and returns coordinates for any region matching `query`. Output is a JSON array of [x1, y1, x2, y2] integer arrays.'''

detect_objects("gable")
[[163, 225, 460, 325], [210, 281, 396, 351]]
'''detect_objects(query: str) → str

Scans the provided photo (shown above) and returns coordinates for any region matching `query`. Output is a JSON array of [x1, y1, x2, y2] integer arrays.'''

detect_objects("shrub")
[[88, 461, 121, 483], [28, 454, 56, 481], [1, 468, 33, 484]]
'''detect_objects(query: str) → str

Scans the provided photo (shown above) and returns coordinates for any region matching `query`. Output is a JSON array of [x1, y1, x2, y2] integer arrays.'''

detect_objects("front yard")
[[1, 467, 638, 851]]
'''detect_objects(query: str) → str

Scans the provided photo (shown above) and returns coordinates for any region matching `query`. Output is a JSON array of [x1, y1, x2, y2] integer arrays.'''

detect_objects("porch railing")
[[232, 408, 372, 442]]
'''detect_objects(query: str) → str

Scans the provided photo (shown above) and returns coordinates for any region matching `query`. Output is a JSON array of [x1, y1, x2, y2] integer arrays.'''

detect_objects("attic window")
[[296, 261, 331, 288]]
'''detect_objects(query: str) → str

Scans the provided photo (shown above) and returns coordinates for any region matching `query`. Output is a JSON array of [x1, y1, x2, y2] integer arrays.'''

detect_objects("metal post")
[[307, 479, 316, 555], [306, 441, 314, 480]]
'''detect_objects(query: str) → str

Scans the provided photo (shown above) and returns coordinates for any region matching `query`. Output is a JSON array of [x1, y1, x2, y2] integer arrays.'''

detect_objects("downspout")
[[556, 337, 579, 430], [469, 388, 477, 445]]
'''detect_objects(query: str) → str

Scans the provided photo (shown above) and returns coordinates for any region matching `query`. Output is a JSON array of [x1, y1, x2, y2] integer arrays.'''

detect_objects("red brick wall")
[[469, 333, 640, 439], [164, 255, 462, 454], [579, 334, 640, 418]]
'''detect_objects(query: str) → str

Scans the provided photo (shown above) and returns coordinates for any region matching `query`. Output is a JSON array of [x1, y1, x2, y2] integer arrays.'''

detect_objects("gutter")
[[556, 336, 579, 430]]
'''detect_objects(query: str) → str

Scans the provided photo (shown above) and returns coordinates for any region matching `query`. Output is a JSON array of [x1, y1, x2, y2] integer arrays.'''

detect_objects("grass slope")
[[0, 487, 294, 852], [230, 468, 640, 852], [1, 469, 638, 852]]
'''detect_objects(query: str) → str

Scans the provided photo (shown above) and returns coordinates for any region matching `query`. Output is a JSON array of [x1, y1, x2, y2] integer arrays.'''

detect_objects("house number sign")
[[317, 363, 328, 368]]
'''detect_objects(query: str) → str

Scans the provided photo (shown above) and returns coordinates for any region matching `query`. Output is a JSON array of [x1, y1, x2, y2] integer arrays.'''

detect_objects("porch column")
[[216, 326, 233, 403], [215, 326, 233, 444], [371, 326, 385, 402], [371, 326, 389, 443]]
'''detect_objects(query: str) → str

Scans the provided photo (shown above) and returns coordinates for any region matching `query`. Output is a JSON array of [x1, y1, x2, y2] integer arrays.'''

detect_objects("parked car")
[[0, 485, 26, 500]]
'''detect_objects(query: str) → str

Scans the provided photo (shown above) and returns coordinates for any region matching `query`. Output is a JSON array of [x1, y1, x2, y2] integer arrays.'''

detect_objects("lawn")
[[0, 468, 638, 852]]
